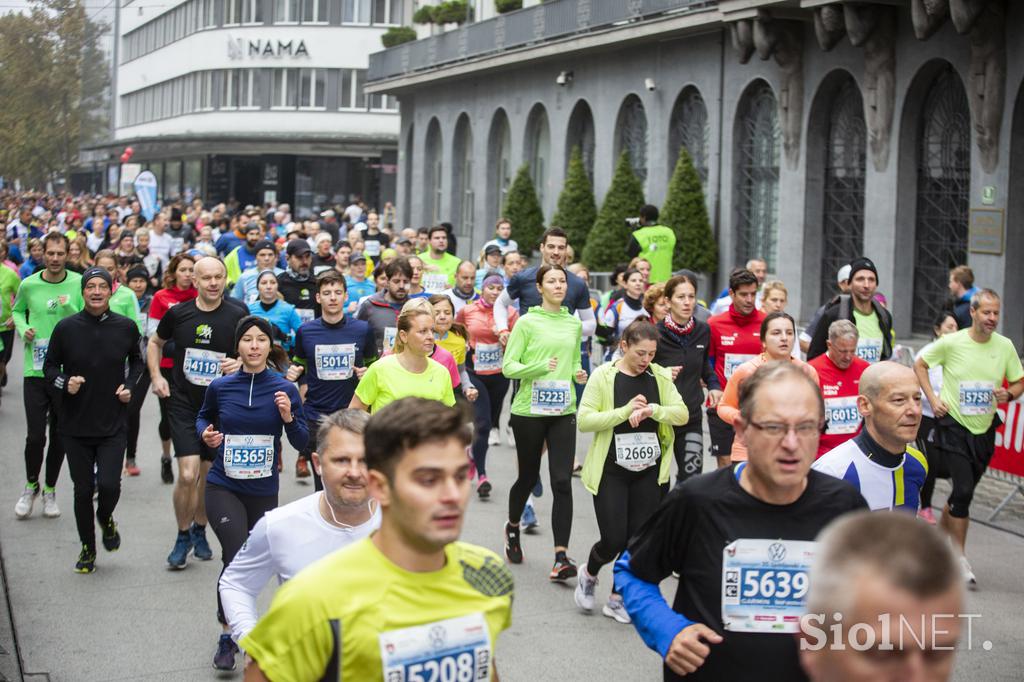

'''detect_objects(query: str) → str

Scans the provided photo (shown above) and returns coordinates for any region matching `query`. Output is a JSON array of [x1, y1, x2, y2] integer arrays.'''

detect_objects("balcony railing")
[[367, 0, 717, 81]]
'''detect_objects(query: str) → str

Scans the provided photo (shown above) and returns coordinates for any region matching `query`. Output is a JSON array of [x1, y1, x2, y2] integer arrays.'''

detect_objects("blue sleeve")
[[614, 551, 694, 659], [283, 384, 308, 451], [231, 277, 245, 300], [506, 273, 521, 300], [196, 381, 219, 438]]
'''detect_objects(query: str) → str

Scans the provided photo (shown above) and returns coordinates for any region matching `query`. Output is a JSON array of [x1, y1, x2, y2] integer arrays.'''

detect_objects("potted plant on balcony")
[[495, 0, 522, 13], [381, 26, 418, 47]]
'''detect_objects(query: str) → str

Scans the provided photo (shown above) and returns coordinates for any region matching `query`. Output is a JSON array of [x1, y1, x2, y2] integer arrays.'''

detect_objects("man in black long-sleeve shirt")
[[44, 267, 144, 574]]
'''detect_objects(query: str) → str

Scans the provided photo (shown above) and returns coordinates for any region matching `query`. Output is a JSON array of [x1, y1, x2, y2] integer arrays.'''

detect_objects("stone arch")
[[423, 118, 443, 226], [565, 99, 595, 182], [667, 85, 709, 185], [613, 94, 649, 184], [486, 108, 512, 230], [733, 79, 781, 272], [524, 103, 551, 208], [451, 113, 474, 239]]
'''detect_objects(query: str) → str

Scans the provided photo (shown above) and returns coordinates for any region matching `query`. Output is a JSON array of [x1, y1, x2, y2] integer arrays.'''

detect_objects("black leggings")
[[587, 467, 662, 582], [672, 415, 704, 486], [0, 329, 14, 365], [23, 377, 64, 488], [126, 371, 150, 461], [205, 483, 277, 624], [64, 432, 126, 549], [469, 371, 510, 478], [302, 416, 324, 492], [508, 413, 576, 547], [156, 367, 173, 445]]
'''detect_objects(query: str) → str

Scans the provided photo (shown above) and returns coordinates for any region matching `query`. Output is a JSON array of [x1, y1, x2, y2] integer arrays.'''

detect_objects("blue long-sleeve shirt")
[[197, 369, 307, 496], [248, 299, 303, 351], [614, 551, 694, 659]]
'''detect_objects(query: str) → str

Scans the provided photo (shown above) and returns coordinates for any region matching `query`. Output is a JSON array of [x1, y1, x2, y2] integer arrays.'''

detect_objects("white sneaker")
[[14, 486, 38, 519], [488, 428, 500, 446], [42, 491, 60, 518], [574, 565, 597, 612], [603, 595, 632, 624], [960, 556, 977, 590]]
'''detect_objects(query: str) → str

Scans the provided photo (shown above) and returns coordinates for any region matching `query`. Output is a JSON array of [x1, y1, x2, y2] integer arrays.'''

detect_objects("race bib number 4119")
[[379, 612, 492, 682], [721, 539, 817, 634]]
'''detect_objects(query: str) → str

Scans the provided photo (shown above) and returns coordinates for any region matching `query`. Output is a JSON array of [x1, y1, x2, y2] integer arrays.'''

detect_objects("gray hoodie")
[[355, 292, 403, 355]]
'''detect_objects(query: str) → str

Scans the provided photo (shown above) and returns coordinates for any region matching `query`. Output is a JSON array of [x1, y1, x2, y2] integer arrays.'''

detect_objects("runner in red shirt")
[[706, 268, 765, 468], [808, 319, 870, 457], [147, 253, 198, 484]]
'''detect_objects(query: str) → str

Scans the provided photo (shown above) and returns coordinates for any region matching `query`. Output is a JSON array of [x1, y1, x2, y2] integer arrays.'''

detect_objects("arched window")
[[451, 115, 473, 239], [668, 87, 709, 184], [403, 124, 414, 226], [487, 110, 512, 226], [424, 118, 442, 225], [566, 100, 595, 182], [525, 105, 550, 207], [820, 78, 866, 304], [615, 95, 648, 183], [735, 81, 780, 271], [913, 67, 970, 333]]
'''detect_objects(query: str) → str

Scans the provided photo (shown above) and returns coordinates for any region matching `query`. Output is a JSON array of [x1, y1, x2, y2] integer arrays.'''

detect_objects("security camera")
[[644, 78, 656, 91], [556, 70, 573, 86]]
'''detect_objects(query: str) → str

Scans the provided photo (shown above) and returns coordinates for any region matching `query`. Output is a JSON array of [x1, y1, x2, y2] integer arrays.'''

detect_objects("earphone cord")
[[325, 493, 375, 530]]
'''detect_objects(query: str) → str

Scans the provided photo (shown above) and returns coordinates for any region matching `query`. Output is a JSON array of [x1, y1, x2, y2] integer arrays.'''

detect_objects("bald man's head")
[[859, 361, 916, 402], [193, 255, 228, 303], [857, 361, 922, 452]]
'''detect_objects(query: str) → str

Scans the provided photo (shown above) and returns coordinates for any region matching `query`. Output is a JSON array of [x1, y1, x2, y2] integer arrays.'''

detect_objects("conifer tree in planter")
[[502, 165, 545, 258], [581, 152, 645, 270], [661, 147, 717, 274], [550, 146, 597, 254]]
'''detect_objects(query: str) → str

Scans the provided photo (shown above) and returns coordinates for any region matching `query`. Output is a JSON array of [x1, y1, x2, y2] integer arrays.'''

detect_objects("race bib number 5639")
[[721, 538, 816, 634]]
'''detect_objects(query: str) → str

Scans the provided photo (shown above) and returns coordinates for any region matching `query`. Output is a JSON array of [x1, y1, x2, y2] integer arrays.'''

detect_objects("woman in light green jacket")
[[574, 319, 689, 622]]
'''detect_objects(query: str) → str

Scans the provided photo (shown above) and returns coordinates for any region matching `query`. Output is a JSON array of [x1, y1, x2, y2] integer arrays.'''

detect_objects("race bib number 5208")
[[379, 612, 492, 682]]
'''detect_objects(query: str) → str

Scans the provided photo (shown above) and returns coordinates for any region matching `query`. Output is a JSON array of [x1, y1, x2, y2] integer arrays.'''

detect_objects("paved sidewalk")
[[0, 345, 1020, 680]]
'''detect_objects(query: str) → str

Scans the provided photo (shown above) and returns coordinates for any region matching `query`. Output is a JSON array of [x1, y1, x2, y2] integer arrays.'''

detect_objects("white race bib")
[[530, 380, 571, 416], [363, 240, 381, 257], [856, 337, 883, 364], [297, 307, 316, 323], [245, 289, 259, 305], [223, 434, 274, 480], [614, 432, 661, 472], [315, 343, 355, 380], [423, 273, 449, 294], [183, 348, 225, 386], [379, 613, 492, 682], [959, 380, 994, 416], [473, 343, 503, 373], [170, 237, 185, 256], [724, 353, 756, 380], [721, 539, 816, 634], [382, 326, 398, 354], [824, 396, 861, 435], [31, 338, 49, 371]]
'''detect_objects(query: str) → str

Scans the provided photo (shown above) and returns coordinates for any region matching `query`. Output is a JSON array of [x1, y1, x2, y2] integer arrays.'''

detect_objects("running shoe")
[[14, 484, 38, 519], [488, 428, 500, 446], [917, 507, 936, 525], [532, 480, 544, 497], [296, 458, 311, 479], [167, 532, 192, 569], [190, 523, 213, 560], [572, 461, 583, 477], [504, 425, 515, 447], [42, 490, 60, 518], [213, 633, 239, 671], [74, 545, 96, 574], [124, 459, 141, 477], [960, 556, 977, 590], [101, 518, 121, 552], [160, 458, 174, 484], [602, 595, 632, 624], [476, 476, 492, 499], [549, 555, 578, 582], [504, 523, 523, 564], [520, 502, 539, 533], [574, 565, 597, 612]]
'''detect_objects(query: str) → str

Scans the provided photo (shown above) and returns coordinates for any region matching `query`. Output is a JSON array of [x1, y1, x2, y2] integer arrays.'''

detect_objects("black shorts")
[[168, 394, 215, 461], [934, 414, 999, 519], [706, 408, 734, 459]]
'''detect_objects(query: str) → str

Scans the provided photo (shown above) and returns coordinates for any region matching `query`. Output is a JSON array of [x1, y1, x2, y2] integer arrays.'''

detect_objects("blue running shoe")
[[532, 480, 543, 497], [167, 532, 192, 569], [190, 523, 213, 561], [520, 502, 539, 533], [213, 633, 238, 671]]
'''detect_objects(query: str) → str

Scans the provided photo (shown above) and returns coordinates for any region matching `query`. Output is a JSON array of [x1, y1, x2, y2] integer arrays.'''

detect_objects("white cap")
[[837, 264, 851, 283]]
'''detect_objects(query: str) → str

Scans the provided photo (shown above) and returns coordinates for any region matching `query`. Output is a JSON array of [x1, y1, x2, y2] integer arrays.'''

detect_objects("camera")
[[624, 217, 641, 228], [644, 78, 656, 91]]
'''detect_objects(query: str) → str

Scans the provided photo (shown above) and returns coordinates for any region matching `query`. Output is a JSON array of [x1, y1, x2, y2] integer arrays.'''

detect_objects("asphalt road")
[[0, 344, 1020, 681]]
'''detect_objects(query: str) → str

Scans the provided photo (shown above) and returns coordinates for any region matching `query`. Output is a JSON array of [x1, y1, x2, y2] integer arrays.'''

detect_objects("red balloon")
[[120, 152, 130, 162]]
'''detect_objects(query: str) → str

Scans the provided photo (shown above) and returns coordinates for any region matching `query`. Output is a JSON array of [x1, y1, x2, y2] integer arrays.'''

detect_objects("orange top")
[[717, 354, 820, 461]]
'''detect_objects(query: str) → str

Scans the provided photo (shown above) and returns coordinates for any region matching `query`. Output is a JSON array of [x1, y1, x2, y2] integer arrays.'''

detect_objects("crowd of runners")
[[2, 189, 1018, 681]]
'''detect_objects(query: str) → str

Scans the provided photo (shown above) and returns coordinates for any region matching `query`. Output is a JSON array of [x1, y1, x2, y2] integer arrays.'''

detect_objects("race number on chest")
[[721, 539, 817, 634], [379, 612, 492, 682]]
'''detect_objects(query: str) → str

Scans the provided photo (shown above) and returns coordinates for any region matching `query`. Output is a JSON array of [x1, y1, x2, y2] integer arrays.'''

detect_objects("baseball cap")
[[320, 209, 336, 218], [253, 239, 276, 253], [350, 252, 367, 264], [836, 264, 851, 284], [484, 244, 502, 256], [286, 240, 312, 257]]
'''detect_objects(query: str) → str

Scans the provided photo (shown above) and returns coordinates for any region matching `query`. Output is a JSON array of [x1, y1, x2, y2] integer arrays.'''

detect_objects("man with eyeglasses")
[[812, 361, 927, 513], [615, 362, 867, 681]]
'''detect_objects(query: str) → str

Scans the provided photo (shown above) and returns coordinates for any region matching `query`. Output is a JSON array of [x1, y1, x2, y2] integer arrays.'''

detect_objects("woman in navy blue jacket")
[[196, 315, 308, 670]]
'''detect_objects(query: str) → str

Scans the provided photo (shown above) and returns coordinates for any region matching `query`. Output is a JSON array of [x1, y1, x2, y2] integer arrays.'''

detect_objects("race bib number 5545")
[[379, 612, 492, 682]]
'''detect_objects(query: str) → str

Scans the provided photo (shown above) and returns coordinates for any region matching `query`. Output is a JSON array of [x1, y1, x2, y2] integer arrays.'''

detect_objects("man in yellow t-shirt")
[[242, 398, 513, 681], [421, 226, 461, 292]]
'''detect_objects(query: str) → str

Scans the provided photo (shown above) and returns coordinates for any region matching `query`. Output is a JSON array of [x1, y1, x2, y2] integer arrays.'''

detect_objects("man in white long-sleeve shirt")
[[218, 409, 380, 643]]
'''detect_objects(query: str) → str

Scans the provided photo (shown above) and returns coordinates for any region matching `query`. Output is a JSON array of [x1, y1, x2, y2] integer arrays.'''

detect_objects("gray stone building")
[[366, 0, 1024, 343]]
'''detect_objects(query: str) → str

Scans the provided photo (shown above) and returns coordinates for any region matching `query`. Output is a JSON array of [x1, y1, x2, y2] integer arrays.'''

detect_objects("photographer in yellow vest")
[[626, 205, 676, 284]]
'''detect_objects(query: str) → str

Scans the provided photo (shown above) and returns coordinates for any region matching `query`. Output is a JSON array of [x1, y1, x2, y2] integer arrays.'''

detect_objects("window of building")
[[565, 100, 595, 182], [735, 80, 780, 272], [369, 93, 398, 111], [299, 68, 326, 108], [272, 68, 299, 108], [343, 0, 372, 23], [614, 94, 648, 184], [525, 106, 550, 208], [339, 69, 367, 109], [204, 0, 217, 26], [223, 69, 262, 109], [668, 86, 709, 185], [301, 0, 327, 22], [184, 159, 203, 201], [243, 0, 262, 23], [200, 71, 215, 110], [372, 0, 402, 24], [275, 0, 299, 22]]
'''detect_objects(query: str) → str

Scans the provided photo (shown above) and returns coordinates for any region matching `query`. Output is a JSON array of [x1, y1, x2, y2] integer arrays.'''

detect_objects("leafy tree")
[[502, 164, 544, 257], [582, 152, 645, 270], [661, 147, 717, 273], [550, 146, 596, 254]]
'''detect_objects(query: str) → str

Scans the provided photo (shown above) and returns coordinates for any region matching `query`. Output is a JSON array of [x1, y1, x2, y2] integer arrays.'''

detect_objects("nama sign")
[[228, 37, 310, 59]]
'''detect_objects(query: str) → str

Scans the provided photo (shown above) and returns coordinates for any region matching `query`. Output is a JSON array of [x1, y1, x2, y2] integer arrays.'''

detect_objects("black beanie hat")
[[234, 315, 275, 350], [848, 257, 878, 282], [81, 266, 113, 291]]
